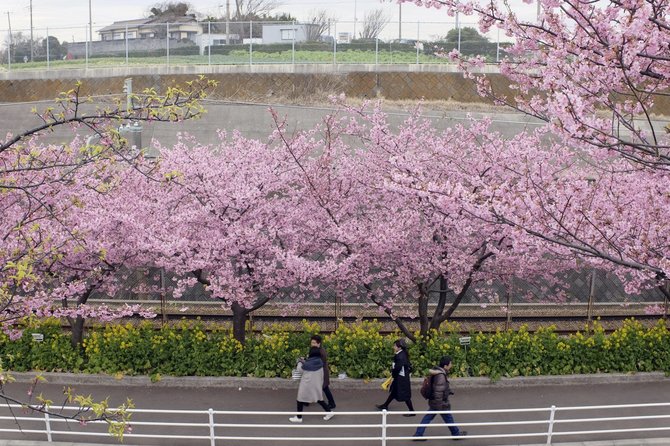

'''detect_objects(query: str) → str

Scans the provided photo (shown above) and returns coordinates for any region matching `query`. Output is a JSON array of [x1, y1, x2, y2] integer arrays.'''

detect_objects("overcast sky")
[[1, 0, 537, 43]]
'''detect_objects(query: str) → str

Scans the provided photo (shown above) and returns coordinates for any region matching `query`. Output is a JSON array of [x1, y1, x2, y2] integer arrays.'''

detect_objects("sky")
[[0, 0, 538, 44]]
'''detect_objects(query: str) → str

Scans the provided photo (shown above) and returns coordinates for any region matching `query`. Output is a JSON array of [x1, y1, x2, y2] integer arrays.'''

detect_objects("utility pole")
[[353, 0, 357, 40], [6, 11, 12, 69], [29, 0, 34, 62], [537, 0, 541, 21], [226, 0, 230, 45], [398, 2, 402, 40], [88, 0, 93, 44]]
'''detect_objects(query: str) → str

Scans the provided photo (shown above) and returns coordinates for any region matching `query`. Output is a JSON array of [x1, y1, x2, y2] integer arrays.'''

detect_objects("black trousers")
[[296, 400, 331, 418], [323, 386, 336, 407]]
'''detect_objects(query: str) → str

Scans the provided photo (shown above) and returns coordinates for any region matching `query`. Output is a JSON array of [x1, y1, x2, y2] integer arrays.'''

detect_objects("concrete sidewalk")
[[0, 372, 668, 446], [7, 370, 669, 389]]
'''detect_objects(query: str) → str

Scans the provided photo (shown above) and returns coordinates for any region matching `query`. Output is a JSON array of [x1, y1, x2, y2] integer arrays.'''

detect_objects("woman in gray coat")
[[289, 347, 335, 423]]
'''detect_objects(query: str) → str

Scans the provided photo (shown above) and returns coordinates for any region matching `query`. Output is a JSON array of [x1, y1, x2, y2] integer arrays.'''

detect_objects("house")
[[98, 15, 201, 41], [193, 33, 240, 55], [261, 23, 321, 44]]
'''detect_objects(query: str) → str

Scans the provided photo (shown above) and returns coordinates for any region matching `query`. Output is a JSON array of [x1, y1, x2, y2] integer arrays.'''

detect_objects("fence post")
[[333, 21, 337, 65], [496, 27, 500, 62], [381, 409, 387, 446], [46, 27, 50, 70], [44, 409, 52, 442], [166, 22, 170, 68], [505, 290, 512, 330], [249, 21, 253, 66], [292, 20, 296, 65], [85, 25, 89, 70], [208, 408, 215, 446], [416, 21, 420, 65], [587, 270, 596, 322], [664, 281, 669, 320], [546, 405, 556, 445]]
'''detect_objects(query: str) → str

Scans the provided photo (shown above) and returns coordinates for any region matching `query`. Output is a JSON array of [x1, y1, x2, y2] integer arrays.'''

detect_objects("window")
[[280, 28, 295, 40], [112, 31, 124, 40], [127, 31, 137, 39]]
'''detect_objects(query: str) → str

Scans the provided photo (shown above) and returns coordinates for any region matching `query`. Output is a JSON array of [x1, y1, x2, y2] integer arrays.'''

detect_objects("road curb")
[[8, 371, 668, 390]]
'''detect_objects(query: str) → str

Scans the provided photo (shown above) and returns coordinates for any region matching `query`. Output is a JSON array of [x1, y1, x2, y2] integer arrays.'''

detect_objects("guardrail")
[[1, 402, 669, 445]]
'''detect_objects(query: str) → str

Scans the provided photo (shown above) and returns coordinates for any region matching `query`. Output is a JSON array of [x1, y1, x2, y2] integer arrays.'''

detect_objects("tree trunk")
[[68, 315, 85, 349], [231, 302, 248, 345]]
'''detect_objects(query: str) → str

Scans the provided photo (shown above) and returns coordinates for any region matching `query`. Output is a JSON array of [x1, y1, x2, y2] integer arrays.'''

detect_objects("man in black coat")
[[412, 356, 467, 441]]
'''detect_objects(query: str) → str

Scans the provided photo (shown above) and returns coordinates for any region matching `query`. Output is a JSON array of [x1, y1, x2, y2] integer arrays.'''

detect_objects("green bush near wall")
[[0, 318, 668, 380]]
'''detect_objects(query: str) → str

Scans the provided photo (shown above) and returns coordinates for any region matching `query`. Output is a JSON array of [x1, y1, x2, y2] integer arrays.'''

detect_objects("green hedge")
[[1, 318, 668, 380]]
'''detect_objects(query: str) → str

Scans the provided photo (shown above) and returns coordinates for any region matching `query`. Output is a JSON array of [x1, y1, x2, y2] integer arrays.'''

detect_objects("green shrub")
[[0, 318, 667, 378]]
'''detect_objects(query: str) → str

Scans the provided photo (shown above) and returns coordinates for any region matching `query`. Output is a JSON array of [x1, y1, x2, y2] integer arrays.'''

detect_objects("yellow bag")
[[381, 376, 393, 391]]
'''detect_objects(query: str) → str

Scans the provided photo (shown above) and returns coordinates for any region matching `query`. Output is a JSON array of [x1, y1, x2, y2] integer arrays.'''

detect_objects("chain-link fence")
[[89, 267, 669, 325], [0, 20, 511, 72]]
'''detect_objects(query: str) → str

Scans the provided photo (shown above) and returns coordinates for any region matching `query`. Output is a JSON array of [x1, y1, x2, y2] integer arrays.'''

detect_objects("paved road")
[[1, 375, 669, 445], [0, 100, 546, 148]]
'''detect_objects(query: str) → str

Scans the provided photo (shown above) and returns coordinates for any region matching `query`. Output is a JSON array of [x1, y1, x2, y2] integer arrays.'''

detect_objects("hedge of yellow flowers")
[[0, 318, 667, 380]]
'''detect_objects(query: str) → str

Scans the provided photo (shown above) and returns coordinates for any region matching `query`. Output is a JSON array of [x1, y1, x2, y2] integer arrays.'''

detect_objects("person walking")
[[375, 339, 415, 416], [311, 335, 336, 409], [289, 346, 335, 423], [412, 356, 467, 440]]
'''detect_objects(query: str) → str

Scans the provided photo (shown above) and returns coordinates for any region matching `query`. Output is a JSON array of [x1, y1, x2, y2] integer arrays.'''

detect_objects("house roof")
[[98, 16, 199, 33], [98, 18, 153, 33]]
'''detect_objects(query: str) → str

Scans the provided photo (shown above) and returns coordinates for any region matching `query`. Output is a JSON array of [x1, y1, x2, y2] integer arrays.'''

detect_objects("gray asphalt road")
[[1, 377, 669, 445], [0, 100, 543, 149]]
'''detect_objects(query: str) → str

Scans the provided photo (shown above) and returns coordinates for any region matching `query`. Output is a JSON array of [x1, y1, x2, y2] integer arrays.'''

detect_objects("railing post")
[[381, 409, 387, 446], [208, 408, 215, 446], [546, 405, 556, 445], [44, 408, 52, 442]]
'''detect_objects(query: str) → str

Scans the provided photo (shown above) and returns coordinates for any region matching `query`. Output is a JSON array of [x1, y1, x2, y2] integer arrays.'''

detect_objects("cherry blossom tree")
[[400, 0, 670, 306], [1, 77, 216, 338], [90, 129, 324, 344], [271, 103, 575, 340]]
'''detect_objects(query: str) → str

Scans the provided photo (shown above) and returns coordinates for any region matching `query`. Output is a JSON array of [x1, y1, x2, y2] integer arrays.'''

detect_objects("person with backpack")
[[412, 356, 467, 440], [375, 339, 415, 416]]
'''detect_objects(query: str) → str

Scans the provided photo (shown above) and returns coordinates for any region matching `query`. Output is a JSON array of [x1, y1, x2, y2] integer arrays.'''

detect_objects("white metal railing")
[[0, 402, 669, 445]]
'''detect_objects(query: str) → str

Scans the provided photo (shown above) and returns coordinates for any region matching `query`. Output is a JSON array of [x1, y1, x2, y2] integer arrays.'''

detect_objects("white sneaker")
[[323, 412, 335, 421], [289, 416, 303, 423]]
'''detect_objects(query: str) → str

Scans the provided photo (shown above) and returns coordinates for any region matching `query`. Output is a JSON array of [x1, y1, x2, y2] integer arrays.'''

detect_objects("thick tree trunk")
[[231, 303, 248, 345], [68, 316, 85, 349]]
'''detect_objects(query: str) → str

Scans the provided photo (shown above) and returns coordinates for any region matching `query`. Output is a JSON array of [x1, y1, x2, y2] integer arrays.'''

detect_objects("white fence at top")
[[0, 402, 669, 445]]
